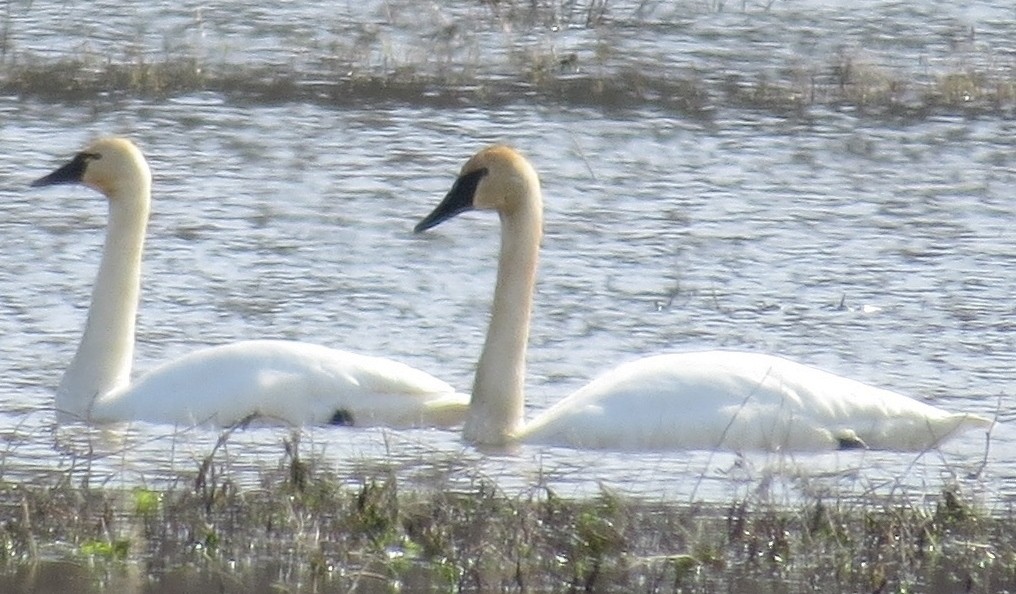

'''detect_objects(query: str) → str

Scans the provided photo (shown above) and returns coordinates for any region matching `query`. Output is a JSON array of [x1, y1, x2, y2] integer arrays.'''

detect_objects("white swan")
[[33, 137, 468, 428], [414, 145, 992, 451]]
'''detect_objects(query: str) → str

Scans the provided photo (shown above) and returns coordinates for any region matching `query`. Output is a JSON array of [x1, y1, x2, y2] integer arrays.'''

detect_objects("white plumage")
[[34, 137, 467, 428], [520, 351, 987, 451], [99, 340, 467, 427], [415, 145, 990, 451]]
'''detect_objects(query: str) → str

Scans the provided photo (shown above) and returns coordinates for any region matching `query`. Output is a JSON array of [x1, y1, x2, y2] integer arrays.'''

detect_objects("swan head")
[[32, 137, 151, 201], [415, 145, 541, 232]]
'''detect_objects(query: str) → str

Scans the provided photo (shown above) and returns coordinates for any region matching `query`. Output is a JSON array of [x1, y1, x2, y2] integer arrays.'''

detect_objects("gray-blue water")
[[0, 0, 1013, 506]]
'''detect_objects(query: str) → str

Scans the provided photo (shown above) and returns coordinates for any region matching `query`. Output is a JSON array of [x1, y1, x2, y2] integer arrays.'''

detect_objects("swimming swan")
[[33, 137, 468, 428], [414, 145, 991, 451]]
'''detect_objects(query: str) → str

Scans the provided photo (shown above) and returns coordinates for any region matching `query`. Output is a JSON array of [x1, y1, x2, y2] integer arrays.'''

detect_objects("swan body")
[[519, 351, 988, 451], [414, 145, 991, 452], [34, 137, 468, 428], [97, 340, 467, 427]]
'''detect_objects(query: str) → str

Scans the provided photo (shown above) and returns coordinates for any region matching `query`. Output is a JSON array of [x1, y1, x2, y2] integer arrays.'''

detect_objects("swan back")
[[34, 138, 472, 429], [419, 147, 990, 452], [519, 351, 992, 451], [95, 340, 469, 428]]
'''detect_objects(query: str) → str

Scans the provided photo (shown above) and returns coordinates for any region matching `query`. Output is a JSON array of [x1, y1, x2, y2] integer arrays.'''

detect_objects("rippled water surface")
[[0, 0, 1014, 507]]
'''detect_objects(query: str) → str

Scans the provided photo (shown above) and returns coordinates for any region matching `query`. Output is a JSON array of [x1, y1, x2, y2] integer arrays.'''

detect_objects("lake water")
[[0, 0, 1014, 507]]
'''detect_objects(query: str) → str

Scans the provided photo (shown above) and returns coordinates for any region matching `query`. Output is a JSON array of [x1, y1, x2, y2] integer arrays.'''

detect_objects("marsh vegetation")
[[0, 430, 1012, 593], [0, 0, 1013, 116], [2, 1, 1014, 592]]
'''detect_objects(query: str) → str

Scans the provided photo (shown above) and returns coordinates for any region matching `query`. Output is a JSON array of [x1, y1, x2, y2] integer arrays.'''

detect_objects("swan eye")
[[329, 409, 354, 426], [455, 167, 488, 199]]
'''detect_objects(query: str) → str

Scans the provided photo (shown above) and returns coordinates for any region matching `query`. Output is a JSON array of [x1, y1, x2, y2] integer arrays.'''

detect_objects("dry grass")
[[0, 428, 1011, 593], [3, 52, 1013, 118], [0, 2, 1013, 117]]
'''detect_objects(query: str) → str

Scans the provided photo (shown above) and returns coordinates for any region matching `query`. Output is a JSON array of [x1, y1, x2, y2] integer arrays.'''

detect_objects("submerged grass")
[[2, 51, 1014, 119], [0, 430, 1012, 593], [1, 3, 1015, 591], [0, 2, 1013, 118]]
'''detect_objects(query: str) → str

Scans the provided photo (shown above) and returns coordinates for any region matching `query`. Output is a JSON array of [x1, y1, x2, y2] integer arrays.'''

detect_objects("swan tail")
[[948, 412, 994, 434], [924, 412, 993, 449], [863, 412, 994, 451]]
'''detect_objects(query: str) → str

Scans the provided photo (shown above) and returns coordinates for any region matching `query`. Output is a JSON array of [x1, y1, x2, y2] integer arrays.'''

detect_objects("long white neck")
[[56, 182, 149, 419], [463, 197, 542, 446]]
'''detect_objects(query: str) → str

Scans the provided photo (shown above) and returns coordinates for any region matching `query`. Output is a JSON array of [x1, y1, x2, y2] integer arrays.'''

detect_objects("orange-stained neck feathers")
[[33, 137, 469, 428], [34, 138, 152, 416], [461, 147, 543, 444], [415, 145, 991, 452]]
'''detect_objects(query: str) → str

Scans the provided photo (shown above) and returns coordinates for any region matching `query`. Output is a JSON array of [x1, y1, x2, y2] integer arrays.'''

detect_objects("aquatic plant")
[[0, 2, 1012, 118], [0, 429, 1010, 593]]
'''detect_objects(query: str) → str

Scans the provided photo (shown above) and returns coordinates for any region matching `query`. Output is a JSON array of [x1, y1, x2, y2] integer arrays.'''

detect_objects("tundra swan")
[[414, 145, 991, 451], [33, 137, 468, 428]]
